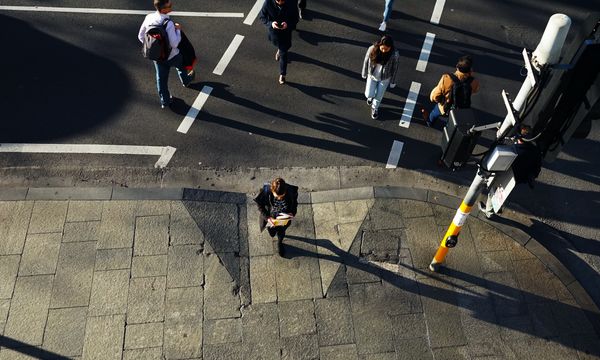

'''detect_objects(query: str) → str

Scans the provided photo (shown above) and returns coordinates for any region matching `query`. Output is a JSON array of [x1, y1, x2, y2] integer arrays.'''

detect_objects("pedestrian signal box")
[[440, 109, 480, 169]]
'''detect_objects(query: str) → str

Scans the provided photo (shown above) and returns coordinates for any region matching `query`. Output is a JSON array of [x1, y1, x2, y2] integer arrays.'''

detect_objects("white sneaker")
[[378, 21, 387, 32]]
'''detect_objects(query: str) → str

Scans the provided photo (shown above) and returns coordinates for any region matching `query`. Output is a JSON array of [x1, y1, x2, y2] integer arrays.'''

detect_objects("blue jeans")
[[383, 0, 395, 21], [428, 104, 443, 125], [153, 53, 193, 106], [365, 77, 390, 110]]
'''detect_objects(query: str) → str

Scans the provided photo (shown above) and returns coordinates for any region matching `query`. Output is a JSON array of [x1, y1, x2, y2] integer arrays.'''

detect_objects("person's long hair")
[[369, 35, 394, 65]]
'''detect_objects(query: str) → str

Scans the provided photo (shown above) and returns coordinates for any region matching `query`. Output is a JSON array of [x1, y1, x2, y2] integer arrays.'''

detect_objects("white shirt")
[[138, 11, 180, 60]]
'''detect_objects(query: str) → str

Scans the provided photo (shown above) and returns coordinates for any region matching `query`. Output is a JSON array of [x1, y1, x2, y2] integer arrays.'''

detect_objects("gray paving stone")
[[311, 187, 374, 203], [394, 337, 433, 360], [484, 271, 527, 318], [88, 269, 130, 316], [135, 200, 172, 217], [184, 201, 240, 253], [361, 229, 403, 262], [348, 283, 395, 355], [131, 254, 168, 278], [551, 298, 597, 336], [62, 221, 100, 242], [27, 187, 112, 201], [127, 276, 166, 324], [417, 277, 467, 348], [513, 259, 559, 303], [95, 248, 132, 270], [123, 347, 163, 360], [27, 200, 68, 234], [0, 188, 27, 200], [454, 286, 501, 345], [164, 286, 203, 359], [43, 307, 87, 356], [0, 255, 20, 299], [479, 250, 513, 273], [134, 215, 169, 256], [335, 200, 372, 224], [320, 344, 358, 360], [527, 302, 559, 338], [204, 254, 240, 320], [4, 274, 53, 345], [18, 232, 61, 275], [204, 318, 242, 345], [203, 343, 244, 360], [279, 299, 316, 338], [0, 299, 9, 324], [374, 186, 428, 201], [167, 245, 203, 288], [241, 303, 280, 359], [97, 201, 137, 249], [505, 337, 579, 359], [506, 239, 535, 261], [250, 255, 277, 304], [51, 241, 96, 308], [364, 206, 405, 231], [362, 352, 396, 360], [0, 201, 33, 255], [432, 346, 470, 360], [82, 314, 125, 360], [468, 219, 510, 252], [427, 191, 461, 209], [314, 296, 355, 347], [498, 315, 535, 342], [113, 188, 183, 200], [66, 200, 103, 222], [281, 333, 319, 360], [431, 204, 456, 226], [390, 313, 427, 339], [170, 201, 204, 246], [239, 256, 251, 307], [124, 322, 164, 350], [572, 334, 600, 360], [182, 189, 246, 204], [403, 217, 442, 270], [275, 250, 317, 302], [525, 239, 576, 287], [247, 200, 273, 257]]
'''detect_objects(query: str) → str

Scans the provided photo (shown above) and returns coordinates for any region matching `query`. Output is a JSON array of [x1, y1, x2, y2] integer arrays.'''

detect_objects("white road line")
[[416, 32, 435, 72], [213, 34, 245, 75], [0, 6, 244, 17], [399, 82, 422, 128], [0, 143, 176, 169], [243, 0, 263, 25], [430, 0, 446, 24], [178, 86, 213, 134], [386, 140, 404, 169]]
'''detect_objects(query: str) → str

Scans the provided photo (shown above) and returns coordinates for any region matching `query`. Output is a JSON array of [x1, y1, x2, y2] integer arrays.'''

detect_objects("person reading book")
[[254, 177, 298, 257]]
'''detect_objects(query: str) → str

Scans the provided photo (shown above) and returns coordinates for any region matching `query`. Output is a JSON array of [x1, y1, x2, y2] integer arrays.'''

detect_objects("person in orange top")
[[425, 55, 480, 127]]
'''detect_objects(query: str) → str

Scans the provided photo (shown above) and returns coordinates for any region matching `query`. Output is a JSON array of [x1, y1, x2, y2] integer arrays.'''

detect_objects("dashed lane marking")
[[213, 34, 245, 76], [177, 86, 213, 134], [430, 0, 446, 24], [243, 0, 263, 25], [386, 140, 404, 168], [399, 81, 421, 128], [0, 143, 176, 169], [416, 32, 435, 72], [0, 6, 244, 17]]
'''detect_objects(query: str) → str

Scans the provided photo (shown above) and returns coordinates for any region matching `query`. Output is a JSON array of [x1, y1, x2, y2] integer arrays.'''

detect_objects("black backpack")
[[142, 19, 171, 62], [447, 73, 474, 110]]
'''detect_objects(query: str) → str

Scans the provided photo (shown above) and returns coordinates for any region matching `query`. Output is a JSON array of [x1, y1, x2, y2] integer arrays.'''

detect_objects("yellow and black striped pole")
[[429, 172, 486, 272]]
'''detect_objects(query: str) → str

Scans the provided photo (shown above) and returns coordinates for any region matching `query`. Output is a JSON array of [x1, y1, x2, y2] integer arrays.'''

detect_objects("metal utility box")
[[484, 145, 518, 171], [440, 109, 480, 169]]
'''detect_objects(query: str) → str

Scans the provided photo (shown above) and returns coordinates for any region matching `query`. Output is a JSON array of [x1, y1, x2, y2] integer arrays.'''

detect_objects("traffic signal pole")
[[429, 14, 572, 272]]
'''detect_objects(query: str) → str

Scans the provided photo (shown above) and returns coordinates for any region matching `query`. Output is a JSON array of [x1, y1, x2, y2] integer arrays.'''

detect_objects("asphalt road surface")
[[0, 1, 598, 249]]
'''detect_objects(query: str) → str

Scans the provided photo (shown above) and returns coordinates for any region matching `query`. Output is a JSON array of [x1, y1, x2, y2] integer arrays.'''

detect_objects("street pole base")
[[429, 262, 442, 272]]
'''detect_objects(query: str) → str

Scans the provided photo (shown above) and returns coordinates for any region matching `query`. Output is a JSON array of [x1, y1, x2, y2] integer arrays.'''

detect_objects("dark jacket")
[[512, 141, 542, 187], [259, 0, 299, 43], [254, 184, 299, 232]]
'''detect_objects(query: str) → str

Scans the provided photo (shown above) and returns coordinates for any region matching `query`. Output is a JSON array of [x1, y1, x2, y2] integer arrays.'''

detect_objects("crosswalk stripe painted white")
[[177, 86, 213, 134], [399, 82, 421, 128], [416, 32, 435, 72], [0, 6, 244, 17], [0, 143, 176, 168], [430, 0, 446, 24], [386, 140, 404, 168], [213, 35, 244, 76], [243, 0, 263, 25]]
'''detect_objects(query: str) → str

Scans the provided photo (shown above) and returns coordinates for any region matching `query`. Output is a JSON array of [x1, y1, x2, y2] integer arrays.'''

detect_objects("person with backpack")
[[362, 35, 400, 120], [259, 0, 300, 85], [254, 177, 299, 257], [138, 0, 195, 109], [424, 55, 480, 127]]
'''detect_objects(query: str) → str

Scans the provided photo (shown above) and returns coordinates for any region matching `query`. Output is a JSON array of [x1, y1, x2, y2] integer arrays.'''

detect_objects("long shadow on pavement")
[[0, 335, 71, 359], [284, 235, 600, 357]]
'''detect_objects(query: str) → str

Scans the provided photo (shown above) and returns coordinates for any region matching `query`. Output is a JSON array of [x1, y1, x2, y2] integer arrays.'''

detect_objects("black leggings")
[[267, 224, 289, 242]]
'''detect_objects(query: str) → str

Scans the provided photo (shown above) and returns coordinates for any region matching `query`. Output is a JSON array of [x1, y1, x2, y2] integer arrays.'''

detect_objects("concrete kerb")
[[1, 185, 598, 332]]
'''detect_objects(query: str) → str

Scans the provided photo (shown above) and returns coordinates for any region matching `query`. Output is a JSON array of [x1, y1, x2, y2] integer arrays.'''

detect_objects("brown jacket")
[[430, 70, 480, 115]]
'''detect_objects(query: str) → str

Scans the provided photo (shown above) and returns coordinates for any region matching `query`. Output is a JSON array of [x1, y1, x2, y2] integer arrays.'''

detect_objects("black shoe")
[[277, 240, 285, 257], [161, 96, 174, 109], [367, 98, 373, 106], [371, 108, 379, 120]]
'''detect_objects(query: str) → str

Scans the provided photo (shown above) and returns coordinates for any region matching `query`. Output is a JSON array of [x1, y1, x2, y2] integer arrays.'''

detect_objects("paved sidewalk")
[[0, 186, 599, 360]]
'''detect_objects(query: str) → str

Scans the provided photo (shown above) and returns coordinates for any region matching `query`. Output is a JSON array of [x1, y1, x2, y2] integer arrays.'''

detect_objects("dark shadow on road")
[[0, 14, 130, 142], [0, 335, 71, 359], [284, 234, 600, 356]]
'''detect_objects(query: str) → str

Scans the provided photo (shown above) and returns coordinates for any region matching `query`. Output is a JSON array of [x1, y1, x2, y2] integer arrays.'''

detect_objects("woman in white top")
[[361, 35, 400, 120]]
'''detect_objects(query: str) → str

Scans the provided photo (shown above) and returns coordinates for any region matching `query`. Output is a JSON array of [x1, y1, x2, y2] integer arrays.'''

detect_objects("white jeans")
[[365, 77, 390, 110]]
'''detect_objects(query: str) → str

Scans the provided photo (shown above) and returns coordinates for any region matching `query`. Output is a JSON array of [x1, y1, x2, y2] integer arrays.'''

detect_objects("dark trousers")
[[267, 224, 289, 242], [270, 32, 292, 75], [298, 0, 307, 9]]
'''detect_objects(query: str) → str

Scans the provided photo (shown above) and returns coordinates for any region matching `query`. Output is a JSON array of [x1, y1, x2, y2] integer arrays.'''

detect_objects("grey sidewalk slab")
[[27, 187, 112, 200]]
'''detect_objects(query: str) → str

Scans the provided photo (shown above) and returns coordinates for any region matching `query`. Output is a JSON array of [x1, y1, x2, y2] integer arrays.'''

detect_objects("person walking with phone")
[[254, 178, 298, 257], [138, 0, 195, 108], [362, 35, 400, 120], [379, 0, 394, 31], [259, 0, 300, 84]]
